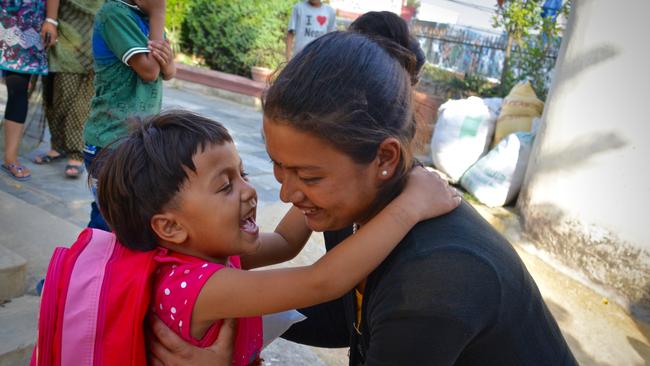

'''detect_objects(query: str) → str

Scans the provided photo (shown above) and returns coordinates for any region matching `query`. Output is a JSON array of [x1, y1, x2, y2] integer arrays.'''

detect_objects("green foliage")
[[180, 0, 294, 77], [406, 0, 421, 8], [492, 0, 572, 100], [447, 74, 500, 99], [419, 64, 499, 100], [506, 39, 559, 99], [420, 63, 456, 83], [166, 0, 190, 53], [492, 0, 541, 42]]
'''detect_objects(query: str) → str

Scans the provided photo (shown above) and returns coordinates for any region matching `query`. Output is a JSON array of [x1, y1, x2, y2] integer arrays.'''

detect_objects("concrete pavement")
[[0, 81, 649, 365]]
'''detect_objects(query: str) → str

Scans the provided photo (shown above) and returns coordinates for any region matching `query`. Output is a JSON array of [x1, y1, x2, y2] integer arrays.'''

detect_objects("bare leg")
[[2, 119, 30, 178]]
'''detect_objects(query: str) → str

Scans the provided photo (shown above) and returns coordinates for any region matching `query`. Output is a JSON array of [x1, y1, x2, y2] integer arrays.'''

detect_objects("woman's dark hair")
[[349, 11, 426, 84], [92, 110, 233, 251], [263, 31, 417, 220]]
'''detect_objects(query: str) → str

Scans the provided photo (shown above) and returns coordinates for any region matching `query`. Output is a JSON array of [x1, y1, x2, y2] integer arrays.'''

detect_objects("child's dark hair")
[[93, 110, 233, 251], [263, 31, 417, 222]]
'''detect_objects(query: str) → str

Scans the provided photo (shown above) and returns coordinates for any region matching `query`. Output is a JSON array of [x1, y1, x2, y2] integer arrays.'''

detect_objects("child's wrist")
[[149, 8, 165, 19], [386, 197, 419, 228]]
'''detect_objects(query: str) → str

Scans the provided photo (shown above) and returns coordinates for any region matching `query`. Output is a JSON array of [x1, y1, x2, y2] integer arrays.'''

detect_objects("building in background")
[[329, 0, 402, 19], [418, 0, 496, 29]]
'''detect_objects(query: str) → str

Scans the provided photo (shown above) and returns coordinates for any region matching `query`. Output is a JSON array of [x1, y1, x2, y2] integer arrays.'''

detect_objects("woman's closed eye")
[[299, 176, 321, 184]]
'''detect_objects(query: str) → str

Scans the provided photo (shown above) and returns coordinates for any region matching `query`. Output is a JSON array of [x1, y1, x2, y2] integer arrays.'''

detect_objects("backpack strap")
[[60, 229, 117, 366]]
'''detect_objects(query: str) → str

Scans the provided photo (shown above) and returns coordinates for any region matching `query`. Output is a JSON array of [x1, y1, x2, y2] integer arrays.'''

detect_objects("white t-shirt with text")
[[288, 1, 337, 56]]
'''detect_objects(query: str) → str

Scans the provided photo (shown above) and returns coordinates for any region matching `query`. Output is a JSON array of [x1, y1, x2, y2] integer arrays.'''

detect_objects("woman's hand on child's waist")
[[148, 315, 235, 366]]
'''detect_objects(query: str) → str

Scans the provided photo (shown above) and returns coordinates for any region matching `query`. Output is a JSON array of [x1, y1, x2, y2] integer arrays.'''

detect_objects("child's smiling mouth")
[[240, 208, 259, 235]]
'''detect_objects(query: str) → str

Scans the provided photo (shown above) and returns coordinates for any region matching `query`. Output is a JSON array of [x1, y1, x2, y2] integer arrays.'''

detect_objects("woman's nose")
[[279, 174, 303, 204]]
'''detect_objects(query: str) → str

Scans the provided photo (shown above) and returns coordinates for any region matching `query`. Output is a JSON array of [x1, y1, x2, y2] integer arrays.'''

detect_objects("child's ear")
[[151, 212, 188, 245]]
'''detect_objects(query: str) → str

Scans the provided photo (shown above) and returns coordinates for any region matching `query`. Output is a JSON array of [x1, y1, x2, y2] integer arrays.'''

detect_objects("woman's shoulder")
[[375, 202, 529, 292], [403, 202, 520, 264]]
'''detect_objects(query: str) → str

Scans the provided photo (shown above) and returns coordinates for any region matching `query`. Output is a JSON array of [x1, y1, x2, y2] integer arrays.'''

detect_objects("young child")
[[83, 0, 175, 230], [94, 110, 460, 365], [286, 0, 336, 60]]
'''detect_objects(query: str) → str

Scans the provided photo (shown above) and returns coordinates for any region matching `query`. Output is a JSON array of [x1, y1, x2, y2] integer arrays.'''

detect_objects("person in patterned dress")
[[0, 0, 53, 180]]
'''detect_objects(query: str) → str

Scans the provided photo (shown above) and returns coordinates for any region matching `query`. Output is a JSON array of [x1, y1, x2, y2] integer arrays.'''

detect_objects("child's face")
[[170, 142, 260, 261]]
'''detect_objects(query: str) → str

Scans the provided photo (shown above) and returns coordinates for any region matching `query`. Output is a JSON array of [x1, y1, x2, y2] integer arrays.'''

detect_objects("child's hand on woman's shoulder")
[[395, 166, 461, 223]]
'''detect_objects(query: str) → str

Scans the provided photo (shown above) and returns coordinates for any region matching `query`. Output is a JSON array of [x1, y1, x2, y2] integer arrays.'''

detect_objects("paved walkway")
[[0, 81, 649, 365]]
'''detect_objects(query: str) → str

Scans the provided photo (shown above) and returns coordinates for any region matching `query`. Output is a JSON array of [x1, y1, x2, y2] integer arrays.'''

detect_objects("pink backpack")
[[31, 228, 157, 366]]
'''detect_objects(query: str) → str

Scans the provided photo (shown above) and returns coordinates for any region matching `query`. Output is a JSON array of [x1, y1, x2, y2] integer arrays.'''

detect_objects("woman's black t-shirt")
[[282, 202, 577, 366]]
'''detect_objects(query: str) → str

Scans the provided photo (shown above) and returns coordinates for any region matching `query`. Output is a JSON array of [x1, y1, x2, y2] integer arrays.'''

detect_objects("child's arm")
[[239, 206, 312, 270], [285, 31, 294, 61], [193, 167, 460, 322], [148, 39, 176, 80], [128, 0, 166, 82]]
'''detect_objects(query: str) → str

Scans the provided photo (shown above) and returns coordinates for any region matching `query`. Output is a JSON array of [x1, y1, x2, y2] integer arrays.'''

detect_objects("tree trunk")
[[501, 32, 514, 94]]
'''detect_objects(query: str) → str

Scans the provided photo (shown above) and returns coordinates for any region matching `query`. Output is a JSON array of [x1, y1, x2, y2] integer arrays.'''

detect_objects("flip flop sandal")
[[2, 163, 32, 181], [64, 164, 84, 179], [33, 152, 66, 164]]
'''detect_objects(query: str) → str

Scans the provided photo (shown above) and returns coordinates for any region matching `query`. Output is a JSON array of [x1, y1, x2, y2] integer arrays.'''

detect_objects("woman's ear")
[[151, 212, 188, 245], [375, 137, 401, 180]]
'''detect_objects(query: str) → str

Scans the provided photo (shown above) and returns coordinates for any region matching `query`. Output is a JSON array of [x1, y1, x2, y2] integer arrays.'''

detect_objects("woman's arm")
[[193, 168, 460, 321]]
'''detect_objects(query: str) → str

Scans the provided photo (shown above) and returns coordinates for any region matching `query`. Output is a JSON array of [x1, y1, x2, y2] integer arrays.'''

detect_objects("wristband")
[[45, 18, 59, 27]]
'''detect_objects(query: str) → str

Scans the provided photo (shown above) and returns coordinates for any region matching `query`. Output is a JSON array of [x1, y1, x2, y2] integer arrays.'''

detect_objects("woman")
[[149, 31, 576, 365], [34, 0, 103, 178], [0, 0, 54, 180]]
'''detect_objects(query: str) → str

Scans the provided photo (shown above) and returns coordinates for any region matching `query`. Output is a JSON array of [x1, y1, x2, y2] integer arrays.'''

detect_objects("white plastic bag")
[[430, 96, 500, 182], [262, 310, 306, 349], [460, 131, 535, 207]]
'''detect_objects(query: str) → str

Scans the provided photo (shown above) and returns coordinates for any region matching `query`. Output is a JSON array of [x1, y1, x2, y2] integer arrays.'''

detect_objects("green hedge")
[[180, 0, 294, 77]]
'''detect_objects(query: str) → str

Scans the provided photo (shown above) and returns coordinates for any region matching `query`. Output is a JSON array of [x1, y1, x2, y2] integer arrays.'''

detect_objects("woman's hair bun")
[[349, 11, 424, 84]]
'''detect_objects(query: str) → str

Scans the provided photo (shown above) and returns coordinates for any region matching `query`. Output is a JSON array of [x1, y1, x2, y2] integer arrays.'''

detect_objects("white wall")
[[518, 0, 650, 320]]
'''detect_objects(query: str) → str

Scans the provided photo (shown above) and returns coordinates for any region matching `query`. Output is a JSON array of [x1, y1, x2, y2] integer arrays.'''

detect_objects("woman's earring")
[[381, 170, 388, 177]]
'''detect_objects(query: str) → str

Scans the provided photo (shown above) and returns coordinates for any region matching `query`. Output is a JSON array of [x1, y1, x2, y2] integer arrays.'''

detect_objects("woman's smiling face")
[[263, 118, 381, 232]]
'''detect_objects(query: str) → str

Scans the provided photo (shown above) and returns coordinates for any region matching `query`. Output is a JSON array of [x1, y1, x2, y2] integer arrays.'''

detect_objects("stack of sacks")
[[461, 117, 542, 207], [492, 81, 544, 146], [429, 96, 501, 182]]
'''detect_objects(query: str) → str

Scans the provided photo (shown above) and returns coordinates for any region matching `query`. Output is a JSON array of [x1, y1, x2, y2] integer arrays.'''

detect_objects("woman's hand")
[[394, 166, 461, 224], [148, 315, 236, 366], [40, 21, 58, 49]]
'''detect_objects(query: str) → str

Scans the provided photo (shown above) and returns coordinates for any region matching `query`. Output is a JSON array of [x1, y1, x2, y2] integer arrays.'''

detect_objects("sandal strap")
[[3, 163, 30, 177], [5, 163, 23, 171]]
